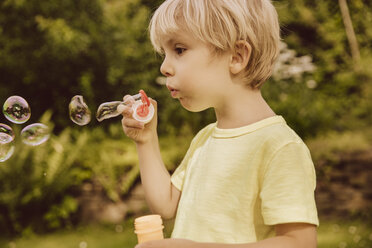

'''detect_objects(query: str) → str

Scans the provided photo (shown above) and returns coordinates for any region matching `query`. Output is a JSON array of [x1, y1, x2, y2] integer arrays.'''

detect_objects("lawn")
[[1, 218, 371, 248]]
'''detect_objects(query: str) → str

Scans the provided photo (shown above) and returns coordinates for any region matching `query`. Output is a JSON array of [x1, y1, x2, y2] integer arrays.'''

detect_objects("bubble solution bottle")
[[134, 215, 164, 244]]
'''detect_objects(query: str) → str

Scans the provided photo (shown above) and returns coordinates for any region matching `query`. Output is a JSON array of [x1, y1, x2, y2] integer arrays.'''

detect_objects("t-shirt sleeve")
[[260, 141, 319, 226], [171, 136, 197, 191], [171, 126, 205, 191], [171, 157, 187, 191], [171, 124, 214, 191]]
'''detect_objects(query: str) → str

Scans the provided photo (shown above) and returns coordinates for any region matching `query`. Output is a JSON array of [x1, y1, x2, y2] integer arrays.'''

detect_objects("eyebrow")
[[165, 38, 177, 46], [159, 38, 178, 51]]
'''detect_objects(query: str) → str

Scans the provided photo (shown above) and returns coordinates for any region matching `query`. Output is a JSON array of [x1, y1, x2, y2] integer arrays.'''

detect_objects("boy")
[[119, 0, 319, 247]]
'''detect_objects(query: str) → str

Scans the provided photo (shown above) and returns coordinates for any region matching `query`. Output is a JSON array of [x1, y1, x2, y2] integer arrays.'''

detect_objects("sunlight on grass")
[[0, 222, 138, 248], [1, 218, 372, 248]]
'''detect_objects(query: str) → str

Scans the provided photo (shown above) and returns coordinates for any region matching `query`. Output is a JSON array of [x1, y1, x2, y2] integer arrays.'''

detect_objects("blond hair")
[[149, 0, 280, 88]]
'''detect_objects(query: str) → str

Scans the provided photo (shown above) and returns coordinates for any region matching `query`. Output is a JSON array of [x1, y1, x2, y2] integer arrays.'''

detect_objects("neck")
[[214, 86, 276, 129]]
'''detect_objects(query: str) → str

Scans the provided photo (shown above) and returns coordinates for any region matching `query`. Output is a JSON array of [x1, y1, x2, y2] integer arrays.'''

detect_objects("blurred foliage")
[[0, 0, 160, 132], [307, 130, 371, 166], [0, 112, 91, 235], [1, 0, 370, 137], [263, 0, 372, 138], [1, 0, 372, 237], [0, 112, 191, 236]]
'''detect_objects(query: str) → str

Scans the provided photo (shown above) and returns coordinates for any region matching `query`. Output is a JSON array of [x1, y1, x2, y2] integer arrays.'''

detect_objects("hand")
[[119, 95, 158, 144], [135, 238, 196, 248]]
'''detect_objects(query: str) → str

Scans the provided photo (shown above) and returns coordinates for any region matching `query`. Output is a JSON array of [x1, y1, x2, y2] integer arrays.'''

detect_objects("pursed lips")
[[166, 84, 179, 98]]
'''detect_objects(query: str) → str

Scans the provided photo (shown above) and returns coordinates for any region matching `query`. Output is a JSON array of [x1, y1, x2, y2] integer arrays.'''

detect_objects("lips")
[[166, 85, 179, 98]]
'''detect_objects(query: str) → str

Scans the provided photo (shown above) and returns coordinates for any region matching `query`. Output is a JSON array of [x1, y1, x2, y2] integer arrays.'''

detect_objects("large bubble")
[[21, 123, 50, 146], [69, 95, 91, 126], [96, 101, 123, 122], [3, 96, 31, 124], [0, 133, 15, 162], [96, 93, 141, 122], [0, 123, 15, 140]]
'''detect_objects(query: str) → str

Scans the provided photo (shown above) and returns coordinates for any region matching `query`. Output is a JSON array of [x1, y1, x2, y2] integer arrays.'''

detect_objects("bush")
[[0, 111, 192, 236]]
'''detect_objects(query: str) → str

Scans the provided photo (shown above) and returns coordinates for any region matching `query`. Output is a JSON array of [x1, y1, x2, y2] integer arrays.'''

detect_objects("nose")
[[160, 56, 174, 77]]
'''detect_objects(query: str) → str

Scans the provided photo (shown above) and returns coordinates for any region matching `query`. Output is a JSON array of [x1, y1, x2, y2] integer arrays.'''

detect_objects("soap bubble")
[[0, 133, 15, 162], [0, 123, 15, 140], [69, 95, 91, 126], [96, 93, 140, 122], [21, 123, 50, 146], [96, 101, 123, 122], [3, 96, 31, 124]]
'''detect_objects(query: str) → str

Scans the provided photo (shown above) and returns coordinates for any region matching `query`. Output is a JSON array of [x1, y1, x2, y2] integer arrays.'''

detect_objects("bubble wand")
[[96, 90, 154, 123]]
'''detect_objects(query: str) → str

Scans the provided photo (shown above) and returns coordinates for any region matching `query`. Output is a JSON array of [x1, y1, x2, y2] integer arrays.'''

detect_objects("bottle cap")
[[132, 101, 154, 124]]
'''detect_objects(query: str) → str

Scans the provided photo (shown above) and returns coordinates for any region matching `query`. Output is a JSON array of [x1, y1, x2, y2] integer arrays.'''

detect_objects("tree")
[[338, 0, 360, 69], [0, 0, 160, 131]]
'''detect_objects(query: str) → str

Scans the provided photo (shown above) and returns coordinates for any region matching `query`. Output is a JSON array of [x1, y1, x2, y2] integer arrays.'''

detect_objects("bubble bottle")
[[134, 214, 164, 244]]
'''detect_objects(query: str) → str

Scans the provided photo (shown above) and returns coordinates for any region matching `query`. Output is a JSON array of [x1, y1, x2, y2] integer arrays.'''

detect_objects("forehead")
[[159, 31, 198, 48]]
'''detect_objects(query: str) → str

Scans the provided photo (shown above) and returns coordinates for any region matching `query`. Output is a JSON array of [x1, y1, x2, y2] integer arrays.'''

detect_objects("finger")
[[122, 117, 144, 129], [123, 94, 135, 105], [118, 104, 133, 117]]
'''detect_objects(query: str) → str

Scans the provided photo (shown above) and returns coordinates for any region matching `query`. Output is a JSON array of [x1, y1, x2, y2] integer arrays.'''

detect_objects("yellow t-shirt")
[[170, 116, 319, 243]]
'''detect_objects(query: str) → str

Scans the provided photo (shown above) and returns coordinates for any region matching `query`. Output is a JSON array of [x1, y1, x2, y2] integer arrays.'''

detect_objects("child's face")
[[159, 31, 232, 112]]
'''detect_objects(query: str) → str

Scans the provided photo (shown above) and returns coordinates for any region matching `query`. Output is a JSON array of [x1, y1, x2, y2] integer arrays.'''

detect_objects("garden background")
[[0, 0, 371, 247]]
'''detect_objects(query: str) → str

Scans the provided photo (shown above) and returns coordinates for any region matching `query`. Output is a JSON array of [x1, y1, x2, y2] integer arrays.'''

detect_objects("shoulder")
[[191, 122, 216, 144], [254, 117, 313, 169], [258, 117, 306, 150]]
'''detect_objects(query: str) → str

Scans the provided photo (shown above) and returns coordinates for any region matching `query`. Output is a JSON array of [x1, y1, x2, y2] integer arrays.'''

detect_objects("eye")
[[175, 47, 186, 55]]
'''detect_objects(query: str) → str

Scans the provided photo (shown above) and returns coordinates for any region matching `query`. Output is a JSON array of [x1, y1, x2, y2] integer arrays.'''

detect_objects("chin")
[[180, 99, 209, 112]]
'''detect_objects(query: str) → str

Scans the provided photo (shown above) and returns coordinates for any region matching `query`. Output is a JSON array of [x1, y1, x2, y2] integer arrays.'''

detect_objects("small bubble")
[[348, 226, 357, 234], [115, 224, 123, 233], [79, 241, 88, 248], [21, 123, 50, 146], [3, 96, 31, 124], [0, 123, 15, 140], [69, 96, 91, 126], [0, 133, 15, 162], [43, 172, 47, 176]]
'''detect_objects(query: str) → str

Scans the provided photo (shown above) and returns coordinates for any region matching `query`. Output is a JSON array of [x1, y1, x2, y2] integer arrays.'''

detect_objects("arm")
[[120, 97, 181, 219], [136, 136, 181, 219], [135, 223, 317, 248]]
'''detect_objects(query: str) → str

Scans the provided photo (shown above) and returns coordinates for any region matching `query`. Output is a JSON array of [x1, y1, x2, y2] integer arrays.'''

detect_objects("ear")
[[229, 40, 251, 75]]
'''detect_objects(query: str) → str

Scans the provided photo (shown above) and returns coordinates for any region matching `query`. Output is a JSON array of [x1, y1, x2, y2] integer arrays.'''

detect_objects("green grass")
[[1, 218, 371, 248], [0, 222, 138, 248]]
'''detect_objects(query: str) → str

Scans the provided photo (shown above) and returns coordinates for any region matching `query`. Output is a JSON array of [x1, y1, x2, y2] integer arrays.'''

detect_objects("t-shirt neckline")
[[212, 115, 285, 138]]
